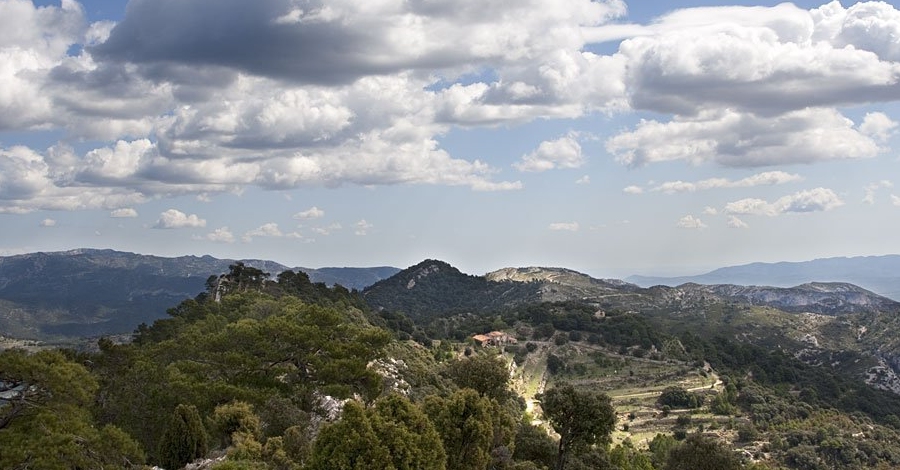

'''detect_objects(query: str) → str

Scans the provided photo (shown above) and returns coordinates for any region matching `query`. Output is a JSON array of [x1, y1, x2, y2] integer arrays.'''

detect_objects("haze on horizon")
[[1, 0, 899, 278]]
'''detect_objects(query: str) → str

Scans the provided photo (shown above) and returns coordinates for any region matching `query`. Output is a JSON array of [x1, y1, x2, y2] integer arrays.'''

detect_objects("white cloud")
[[5, 0, 900, 218], [651, 171, 802, 193], [94, 0, 628, 85], [470, 180, 524, 192], [612, 2, 900, 116], [153, 209, 207, 229], [725, 188, 844, 216], [607, 108, 883, 168], [312, 223, 342, 236], [703, 206, 718, 216], [727, 215, 749, 229], [293, 206, 325, 220], [514, 135, 584, 172], [859, 112, 898, 142], [354, 219, 373, 236], [724, 198, 774, 216], [891, 194, 900, 206], [203, 227, 235, 243], [622, 185, 644, 195], [576, 175, 590, 185], [39, 218, 56, 227], [676, 215, 706, 229], [110, 208, 138, 218], [242, 222, 302, 242], [548, 222, 579, 231], [863, 180, 893, 204]]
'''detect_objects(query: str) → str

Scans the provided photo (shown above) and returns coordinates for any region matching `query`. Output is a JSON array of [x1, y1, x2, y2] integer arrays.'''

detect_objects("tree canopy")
[[538, 382, 616, 470]]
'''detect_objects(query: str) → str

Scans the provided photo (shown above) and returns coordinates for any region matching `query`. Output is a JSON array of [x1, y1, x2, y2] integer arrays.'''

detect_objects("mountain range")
[[627, 255, 900, 300], [0, 249, 398, 339], [3, 249, 900, 343]]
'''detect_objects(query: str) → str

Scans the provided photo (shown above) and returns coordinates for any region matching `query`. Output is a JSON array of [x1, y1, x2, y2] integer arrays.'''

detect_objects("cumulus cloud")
[[92, 0, 627, 85], [293, 206, 325, 220], [514, 135, 584, 172], [354, 219, 373, 236], [607, 108, 883, 168], [242, 222, 302, 242], [576, 175, 590, 184], [153, 209, 207, 229], [6, 0, 900, 216], [651, 171, 802, 193], [622, 185, 643, 195], [676, 215, 707, 229], [202, 227, 235, 243], [725, 188, 844, 216], [110, 208, 138, 218], [39, 218, 56, 227], [859, 112, 898, 142], [727, 215, 749, 228], [0, 145, 148, 213], [892, 194, 900, 206], [703, 206, 718, 216], [610, 2, 900, 116], [548, 222, 579, 231]]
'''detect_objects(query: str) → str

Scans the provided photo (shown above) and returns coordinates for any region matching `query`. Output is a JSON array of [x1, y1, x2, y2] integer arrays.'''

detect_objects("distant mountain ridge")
[[364, 261, 897, 320], [5, 250, 899, 341], [627, 255, 900, 300], [0, 249, 399, 339]]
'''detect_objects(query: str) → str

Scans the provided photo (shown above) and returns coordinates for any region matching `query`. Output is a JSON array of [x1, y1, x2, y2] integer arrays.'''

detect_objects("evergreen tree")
[[306, 401, 394, 470], [538, 383, 616, 470], [664, 434, 742, 470], [444, 354, 511, 401], [425, 389, 495, 470], [0, 349, 145, 469], [369, 394, 446, 470], [158, 404, 209, 470]]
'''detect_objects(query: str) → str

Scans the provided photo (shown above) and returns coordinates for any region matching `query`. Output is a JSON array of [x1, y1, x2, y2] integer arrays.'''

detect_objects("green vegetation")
[[539, 382, 616, 470], [6, 260, 900, 469], [158, 404, 209, 470]]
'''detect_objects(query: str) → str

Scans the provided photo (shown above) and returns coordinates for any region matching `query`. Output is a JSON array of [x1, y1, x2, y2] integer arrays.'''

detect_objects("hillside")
[[627, 255, 900, 300], [367, 261, 900, 395], [7, 257, 900, 469], [362, 259, 541, 319], [0, 249, 398, 340]]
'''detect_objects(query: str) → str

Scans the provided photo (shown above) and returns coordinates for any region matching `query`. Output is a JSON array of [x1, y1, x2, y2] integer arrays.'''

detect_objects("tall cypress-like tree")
[[157, 404, 208, 469]]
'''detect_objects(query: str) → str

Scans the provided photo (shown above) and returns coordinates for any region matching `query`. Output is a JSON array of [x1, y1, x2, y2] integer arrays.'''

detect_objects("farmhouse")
[[472, 331, 518, 347]]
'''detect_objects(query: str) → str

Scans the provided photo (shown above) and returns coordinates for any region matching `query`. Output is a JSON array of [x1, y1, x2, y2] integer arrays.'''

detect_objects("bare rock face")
[[697, 282, 899, 315], [486, 266, 640, 303]]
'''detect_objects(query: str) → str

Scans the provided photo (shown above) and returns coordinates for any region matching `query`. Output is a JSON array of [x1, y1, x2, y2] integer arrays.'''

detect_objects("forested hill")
[[0, 249, 398, 339], [362, 259, 541, 319]]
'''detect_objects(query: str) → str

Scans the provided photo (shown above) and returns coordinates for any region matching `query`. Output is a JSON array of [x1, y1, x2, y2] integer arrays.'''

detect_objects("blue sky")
[[2, 0, 899, 278]]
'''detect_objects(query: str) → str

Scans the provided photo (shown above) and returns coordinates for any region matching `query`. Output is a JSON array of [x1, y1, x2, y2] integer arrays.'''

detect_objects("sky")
[[2, 0, 900, 278]]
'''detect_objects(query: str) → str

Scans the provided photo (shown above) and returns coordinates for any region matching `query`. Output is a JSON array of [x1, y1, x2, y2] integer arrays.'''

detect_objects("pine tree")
[[157, 404, 209, 469]]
